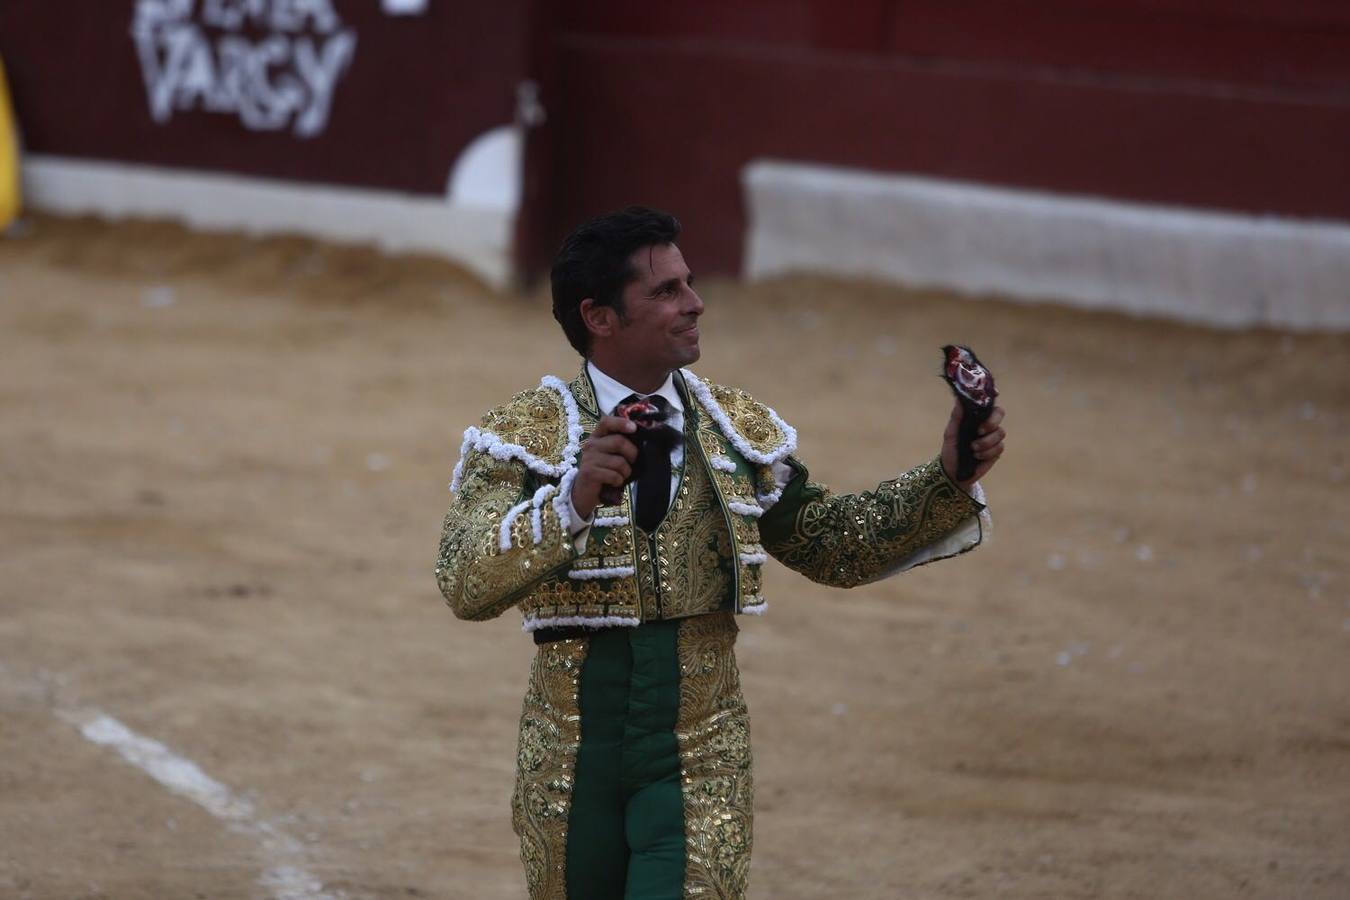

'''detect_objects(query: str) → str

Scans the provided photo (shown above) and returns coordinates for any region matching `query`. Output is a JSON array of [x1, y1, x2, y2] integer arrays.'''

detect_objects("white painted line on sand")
[[57, 707, 337, 900]]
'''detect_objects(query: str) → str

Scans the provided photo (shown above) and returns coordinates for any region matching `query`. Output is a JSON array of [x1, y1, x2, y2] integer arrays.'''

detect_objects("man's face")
[[608, 243, 703, 375]]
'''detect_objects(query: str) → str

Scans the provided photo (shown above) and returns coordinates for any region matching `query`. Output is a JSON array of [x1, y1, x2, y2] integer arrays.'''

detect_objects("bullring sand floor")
[[1, 216, 1347, 898]]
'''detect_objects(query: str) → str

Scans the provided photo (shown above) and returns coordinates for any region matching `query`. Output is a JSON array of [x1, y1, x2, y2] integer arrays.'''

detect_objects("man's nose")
[[684, 286, 704, 316]]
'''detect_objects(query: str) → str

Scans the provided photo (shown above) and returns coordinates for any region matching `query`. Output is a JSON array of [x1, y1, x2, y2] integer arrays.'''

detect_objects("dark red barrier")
[[0, 0, 529, 194], [518, 1, 1350, 277], [1, 1, 1345, 282]]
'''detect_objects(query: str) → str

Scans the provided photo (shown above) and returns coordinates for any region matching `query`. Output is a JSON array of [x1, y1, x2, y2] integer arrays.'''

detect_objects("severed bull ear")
[[610, 398, 682, 495], [614, 399, 666, 428], [940, 345, 998, 482]]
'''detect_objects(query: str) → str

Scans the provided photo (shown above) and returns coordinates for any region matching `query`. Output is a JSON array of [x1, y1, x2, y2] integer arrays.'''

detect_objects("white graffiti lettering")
[[131, 0, 356, 138], [200, 0, 340, 35]]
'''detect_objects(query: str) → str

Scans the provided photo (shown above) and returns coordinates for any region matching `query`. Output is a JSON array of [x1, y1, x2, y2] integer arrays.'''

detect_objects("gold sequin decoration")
[[436, 451, 575, 621], [675, 612, 754, 897], [592, 497, 635, 560], [697, 430, 726, 462], [695, 413, 760, 503], [729, 515, 759, 547], [701, 381, 790, 458], [479, 386, 571, 469], [636, 414, 735, 621], [754, 464, 777, 500], [760, 456, 983, 588], [691, 419, 767, 551], [567, 369, 602, 425], [512, 637, 589, 899], [738, 559, 763, 600], [439, 366, 811, 630], [510, 439, 638, 622]]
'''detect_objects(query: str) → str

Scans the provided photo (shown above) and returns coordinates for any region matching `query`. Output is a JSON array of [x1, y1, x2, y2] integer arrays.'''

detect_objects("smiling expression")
[[588, 243, 704, 391]]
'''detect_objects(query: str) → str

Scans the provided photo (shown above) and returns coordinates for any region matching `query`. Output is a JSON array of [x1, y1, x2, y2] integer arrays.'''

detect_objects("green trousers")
[[512, 612, 754, 899], [567, 618, 686, 898]]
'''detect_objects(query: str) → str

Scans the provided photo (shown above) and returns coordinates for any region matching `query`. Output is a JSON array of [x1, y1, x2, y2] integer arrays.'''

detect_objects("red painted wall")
[[0, 0, 527, 194], [518, 1, 1350, 276], [0, 2, 1344, 280]]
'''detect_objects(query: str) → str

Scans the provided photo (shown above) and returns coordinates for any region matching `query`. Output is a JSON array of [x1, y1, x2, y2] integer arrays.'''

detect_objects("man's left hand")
[[940, 399, 1006, 493]]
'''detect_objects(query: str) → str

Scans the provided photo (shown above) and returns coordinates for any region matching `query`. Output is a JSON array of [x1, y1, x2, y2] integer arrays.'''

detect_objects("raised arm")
[[758, 396, 1004, 587], [757, 455, 986, 588]]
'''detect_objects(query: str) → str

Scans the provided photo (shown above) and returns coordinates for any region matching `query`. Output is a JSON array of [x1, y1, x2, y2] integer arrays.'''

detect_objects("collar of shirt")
[[585, 361, 684, 431]]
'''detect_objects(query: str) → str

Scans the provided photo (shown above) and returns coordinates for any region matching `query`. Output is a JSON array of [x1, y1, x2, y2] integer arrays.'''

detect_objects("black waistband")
[[532, 625, 605, 645], [532, 616, 696, 644]]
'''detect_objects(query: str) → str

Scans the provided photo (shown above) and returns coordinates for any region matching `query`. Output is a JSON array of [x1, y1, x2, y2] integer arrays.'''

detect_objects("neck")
[[588, 355, 672, 395]]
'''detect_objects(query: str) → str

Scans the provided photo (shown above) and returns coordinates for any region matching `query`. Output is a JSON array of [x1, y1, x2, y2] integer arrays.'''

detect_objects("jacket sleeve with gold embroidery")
[[434, 381, 582, 621], [434, 449, 577, 621], [756, 455, 987, 588]]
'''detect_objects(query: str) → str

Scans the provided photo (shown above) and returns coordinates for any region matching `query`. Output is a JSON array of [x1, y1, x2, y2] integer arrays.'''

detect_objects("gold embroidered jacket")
[[435, 368, 987, 632]]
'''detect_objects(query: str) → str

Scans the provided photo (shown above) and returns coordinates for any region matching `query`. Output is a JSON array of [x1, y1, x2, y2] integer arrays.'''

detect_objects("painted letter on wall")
[[130, 0, 357, 139]]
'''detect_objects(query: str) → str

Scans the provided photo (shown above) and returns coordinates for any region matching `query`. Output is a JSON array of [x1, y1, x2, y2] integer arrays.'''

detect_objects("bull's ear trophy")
[[941, 345, 998, 482]]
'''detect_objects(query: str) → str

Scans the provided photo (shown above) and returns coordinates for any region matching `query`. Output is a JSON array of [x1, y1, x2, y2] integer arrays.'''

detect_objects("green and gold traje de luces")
[[437, 365, 988, 899]]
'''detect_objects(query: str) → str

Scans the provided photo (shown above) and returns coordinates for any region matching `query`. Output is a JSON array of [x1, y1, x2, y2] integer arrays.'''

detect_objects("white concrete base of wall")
[[22, 153, 515, 290], [743, 160, 1350, 332]]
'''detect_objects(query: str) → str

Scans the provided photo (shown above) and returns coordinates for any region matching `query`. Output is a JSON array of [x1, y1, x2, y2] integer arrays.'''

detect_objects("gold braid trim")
[[512, 638, 588, 899], [676, 612, 754, 897], [759, 456, 984, 588]]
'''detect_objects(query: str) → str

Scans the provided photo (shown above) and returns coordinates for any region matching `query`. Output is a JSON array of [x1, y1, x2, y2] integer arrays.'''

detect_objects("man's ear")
[[579, 298, 618, 340]]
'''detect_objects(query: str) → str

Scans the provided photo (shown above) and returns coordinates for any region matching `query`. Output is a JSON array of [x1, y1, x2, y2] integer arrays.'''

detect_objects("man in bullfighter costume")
[[435, 207, 1006, 899]]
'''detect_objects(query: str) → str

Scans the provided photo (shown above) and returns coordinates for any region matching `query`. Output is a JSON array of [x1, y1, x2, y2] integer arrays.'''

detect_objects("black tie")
[[615, 394, 680, 533]]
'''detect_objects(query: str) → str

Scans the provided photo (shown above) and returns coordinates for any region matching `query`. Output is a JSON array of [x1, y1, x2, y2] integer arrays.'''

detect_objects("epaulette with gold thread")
[[680, 370, 798, 466], [448, 375, 582, 494]]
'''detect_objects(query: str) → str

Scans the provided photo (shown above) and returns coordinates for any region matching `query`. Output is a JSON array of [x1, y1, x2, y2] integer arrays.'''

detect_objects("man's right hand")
[[571, 415, 639, 521]]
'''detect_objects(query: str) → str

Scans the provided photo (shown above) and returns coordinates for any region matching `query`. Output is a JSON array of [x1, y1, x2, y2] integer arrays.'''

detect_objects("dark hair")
[[551, 206, 682, 356]]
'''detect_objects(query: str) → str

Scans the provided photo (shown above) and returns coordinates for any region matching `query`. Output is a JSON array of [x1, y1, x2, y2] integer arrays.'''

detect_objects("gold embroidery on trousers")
[[513, 638, 588, 899], [676, 613, 753, 897]]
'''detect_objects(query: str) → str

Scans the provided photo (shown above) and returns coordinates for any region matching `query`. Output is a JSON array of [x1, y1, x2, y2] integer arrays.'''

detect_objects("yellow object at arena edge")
[[0, 53, 21, 229]]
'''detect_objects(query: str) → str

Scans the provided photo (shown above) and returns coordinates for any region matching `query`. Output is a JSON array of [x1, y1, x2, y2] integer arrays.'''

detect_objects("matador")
[[435, 207, 1007, 899]]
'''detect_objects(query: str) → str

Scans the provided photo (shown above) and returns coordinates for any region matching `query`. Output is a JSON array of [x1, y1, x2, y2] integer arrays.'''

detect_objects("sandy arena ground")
[[1, 215, 1347, 899]]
